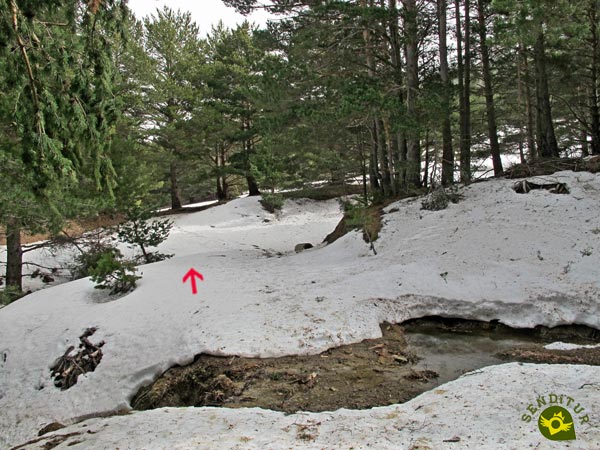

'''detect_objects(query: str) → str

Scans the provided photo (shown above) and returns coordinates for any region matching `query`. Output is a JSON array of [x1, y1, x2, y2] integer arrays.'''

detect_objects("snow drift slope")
[[2, 172, 600, 448]]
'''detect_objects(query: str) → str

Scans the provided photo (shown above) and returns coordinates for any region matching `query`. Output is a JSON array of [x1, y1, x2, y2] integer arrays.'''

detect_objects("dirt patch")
[[132, 323, 433, 413], [504, 156, 600, 179], [497, 346, 600, 365], [131, 319, 600, 414]]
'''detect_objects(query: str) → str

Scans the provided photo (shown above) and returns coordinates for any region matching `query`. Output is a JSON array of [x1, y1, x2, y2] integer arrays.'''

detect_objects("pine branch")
[[10, 0, 43, 135]]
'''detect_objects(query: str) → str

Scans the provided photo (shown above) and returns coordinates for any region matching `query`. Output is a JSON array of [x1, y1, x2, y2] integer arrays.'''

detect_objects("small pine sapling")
[[117, 205, 174, 264], [89, 249, 141, 295]]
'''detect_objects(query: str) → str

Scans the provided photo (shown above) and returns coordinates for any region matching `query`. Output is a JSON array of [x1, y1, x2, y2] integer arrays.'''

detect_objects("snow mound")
[[2, 173, 600, 447], [16, 364, 600, 449]]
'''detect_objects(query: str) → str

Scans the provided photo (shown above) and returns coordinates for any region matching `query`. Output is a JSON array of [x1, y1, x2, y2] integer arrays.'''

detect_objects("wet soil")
[[131, 318, 600, 414]]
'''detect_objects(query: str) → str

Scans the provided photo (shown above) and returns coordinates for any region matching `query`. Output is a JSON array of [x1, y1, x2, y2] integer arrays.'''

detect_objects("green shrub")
[[0, 286, 26, 306], [117, 205, 173, 264], [71, 242, 120, 280], [89, 250, 141, 295], [260, 193, 284, 213]]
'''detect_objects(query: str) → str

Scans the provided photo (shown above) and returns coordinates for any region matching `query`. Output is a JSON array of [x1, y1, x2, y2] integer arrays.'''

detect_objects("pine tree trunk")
[[476, 0, 503, 176], [533, 29, 559, 158], [464, 0, 472, 177], [383, 117, 398, 196], [517, 44, 526, 164], [388, 0, 407, 189], [521, 47, 537, 159], [170, 160, 183, 209], [439, 0, 453, 186], [6, 217, 23, 292], [457, 0, 472, 182], [245, 139, 260, 196], [590, 1, 600, 155], [403, 0, 421, 187], [376, 119, 393, 196], [369, 127, 381, 192]]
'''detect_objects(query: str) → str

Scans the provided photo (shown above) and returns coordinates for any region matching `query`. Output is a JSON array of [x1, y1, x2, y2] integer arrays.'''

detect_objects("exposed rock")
[[294, 243, 314, 253]]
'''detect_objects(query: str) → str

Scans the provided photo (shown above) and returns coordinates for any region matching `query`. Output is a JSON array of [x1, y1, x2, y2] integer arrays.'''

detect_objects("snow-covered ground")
[[2, 171, 600, 448]]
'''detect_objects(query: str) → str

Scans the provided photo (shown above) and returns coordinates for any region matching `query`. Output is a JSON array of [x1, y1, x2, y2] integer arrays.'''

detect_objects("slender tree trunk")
[[388, 0, 407, 189], [383, 117, 398, 195], [6, 217, 23, 291], [582, 128, 590, 157], [170, 160, 182, 209], [533, 29, 559, 158], [590, 1, 600, 155], [361, 0, 383, 194], [244, 138, 261, 196], [476, 0, 503, 176], [463, 0, 472, 177], [369, 123, 381, 191], [403, 0, 421, 187], [439, 0, 453, 185], [376, 119, 392, 196], [423, 130, 430, 188], [456, 0, 467, 181], [457, 0, 472, 182], [520, 46, 537, 159], [517, 44, 526, 164]]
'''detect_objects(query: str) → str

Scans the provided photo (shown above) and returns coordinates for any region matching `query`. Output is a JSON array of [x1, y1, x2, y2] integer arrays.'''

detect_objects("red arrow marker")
[[183, 268, 204, 294]]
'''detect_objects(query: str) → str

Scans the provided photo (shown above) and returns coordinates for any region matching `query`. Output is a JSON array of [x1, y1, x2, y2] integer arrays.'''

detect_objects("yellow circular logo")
[[538, 406, 576, 441]]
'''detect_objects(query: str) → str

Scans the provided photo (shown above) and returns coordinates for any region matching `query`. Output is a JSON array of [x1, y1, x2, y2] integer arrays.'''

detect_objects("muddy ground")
[[131, 319, 600, 414]]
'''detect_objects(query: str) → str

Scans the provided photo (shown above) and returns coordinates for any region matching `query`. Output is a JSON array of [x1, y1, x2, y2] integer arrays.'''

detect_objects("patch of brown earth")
[[498, 346, 600, 365], [132, 323, 434, 413], [131, 319, 600, 414]]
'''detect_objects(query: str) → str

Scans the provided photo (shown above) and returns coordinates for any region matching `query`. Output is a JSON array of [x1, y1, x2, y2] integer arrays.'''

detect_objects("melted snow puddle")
[[403, 317, 600, 390]]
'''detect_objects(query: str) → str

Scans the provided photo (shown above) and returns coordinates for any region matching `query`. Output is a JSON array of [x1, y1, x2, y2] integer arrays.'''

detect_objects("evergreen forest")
[[2, 0, 599, 294]]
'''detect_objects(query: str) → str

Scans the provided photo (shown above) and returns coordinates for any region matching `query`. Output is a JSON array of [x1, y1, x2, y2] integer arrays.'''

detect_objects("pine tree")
[[0, 0, 127, 292]]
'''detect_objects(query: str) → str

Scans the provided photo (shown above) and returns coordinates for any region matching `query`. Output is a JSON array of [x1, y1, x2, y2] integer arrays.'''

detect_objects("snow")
[[14, 363, 600, 449], [2, 171, 600, 448], [545, 342, 600, 351]]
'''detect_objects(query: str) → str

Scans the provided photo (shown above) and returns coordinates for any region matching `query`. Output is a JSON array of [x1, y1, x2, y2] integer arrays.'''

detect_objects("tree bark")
[[403, 0, 421, 187], [520, 46, 537, 159], [6, 217, 23, 291], [170, 160, 183, 209], [516, 44, 526, 164], [216, 144, 229, 201], [439, 0, 453, 186], [244, 140, 261, 196], [456, 0, 472, 182], [376, 119, 393, 196], [388, 0, 407, 189], [533, 29, 559, 158], [476, 0, 503, 176], [463, 0, 472, 177], [590, 1, 600, 155]]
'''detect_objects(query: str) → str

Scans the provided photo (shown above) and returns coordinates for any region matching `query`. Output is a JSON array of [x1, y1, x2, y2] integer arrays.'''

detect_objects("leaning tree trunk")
[[5, 217, 23, 292], [477, 0, 503, 176], [169, 160, 183, 210], [439, 0, 453, 186], [533, 29, 559, 158], [403, 0, 422, 187]]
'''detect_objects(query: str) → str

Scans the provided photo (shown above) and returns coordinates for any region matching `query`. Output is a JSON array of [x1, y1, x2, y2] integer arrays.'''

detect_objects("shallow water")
[[405, 330, 535, 386]]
